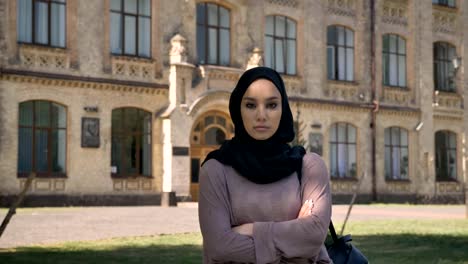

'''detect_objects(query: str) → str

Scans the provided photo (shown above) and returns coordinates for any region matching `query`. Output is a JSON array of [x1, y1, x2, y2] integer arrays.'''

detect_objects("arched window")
[[17, 0, 67, 47], [264, 15, 297, 75], [191, 113, 232, 146], [435, 131, 457, 181], [434, 42, 457, 92], [327, 25, 354, 81], [384, 127, 409, 180], [196, 2, 230, 66], [383, 34, 406, 87], [111, 108, 152, 177], [18, 100, 67, 177], [329, 123, 357, 178], [110, 0, 151, 57]]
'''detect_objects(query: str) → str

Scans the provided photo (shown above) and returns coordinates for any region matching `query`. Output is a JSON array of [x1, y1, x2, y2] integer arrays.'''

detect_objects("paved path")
[[0, 204, 465, 248]]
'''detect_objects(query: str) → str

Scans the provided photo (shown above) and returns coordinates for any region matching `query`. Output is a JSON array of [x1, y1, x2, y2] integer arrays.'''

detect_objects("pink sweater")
[[198, 153, 332, 264]]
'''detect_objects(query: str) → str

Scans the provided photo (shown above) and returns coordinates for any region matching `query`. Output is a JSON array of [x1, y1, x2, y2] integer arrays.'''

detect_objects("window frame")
[[329, 123, 357, 179], [433, 42, 457, 92], [17, 100, 67, 178], [110, 0, 152, 58], [111, 107, 152, 178], [17, 0, 67, 48], [382, 34, 407, 88], [432, 0, 456, 8], [196, 2, 231, 66], [264, 15, 297, 75], [327, 25, 355, 82], [435, 130, 458, 181], [384, 127, 409, 181]]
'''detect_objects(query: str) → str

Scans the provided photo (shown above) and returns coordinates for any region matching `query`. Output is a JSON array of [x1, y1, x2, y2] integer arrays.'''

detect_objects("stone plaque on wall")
[[309, 133, 323, 156], [81, 117, 100, 148]]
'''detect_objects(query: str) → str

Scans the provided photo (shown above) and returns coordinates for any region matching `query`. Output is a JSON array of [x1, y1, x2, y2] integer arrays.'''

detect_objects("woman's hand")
[[232, 223, 254, 236], [297, 199, 314, 218]]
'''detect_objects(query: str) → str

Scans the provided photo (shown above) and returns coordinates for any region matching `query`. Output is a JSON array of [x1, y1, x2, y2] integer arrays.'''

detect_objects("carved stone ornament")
[[433, 7, 457, 35], [327, 0, 356, 17], [266, 0, 298, 8], [246, 47, 263, 70], [170, 34, 188, 64], [382, 0, 408, 26]]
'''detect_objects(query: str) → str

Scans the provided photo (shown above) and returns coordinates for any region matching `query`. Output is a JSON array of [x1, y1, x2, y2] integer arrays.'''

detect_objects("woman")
[[198, 67, 332, 263]]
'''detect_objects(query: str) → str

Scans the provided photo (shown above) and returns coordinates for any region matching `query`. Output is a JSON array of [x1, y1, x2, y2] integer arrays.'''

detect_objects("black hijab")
[[202, 67, 306, 184]]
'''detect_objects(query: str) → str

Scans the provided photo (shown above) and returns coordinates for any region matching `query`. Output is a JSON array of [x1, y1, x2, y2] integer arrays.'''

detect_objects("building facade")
[[0, 0, 467, 206]]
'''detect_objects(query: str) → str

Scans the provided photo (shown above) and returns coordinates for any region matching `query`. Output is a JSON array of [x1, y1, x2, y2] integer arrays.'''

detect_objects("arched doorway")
[[190, 111, 234, 201]]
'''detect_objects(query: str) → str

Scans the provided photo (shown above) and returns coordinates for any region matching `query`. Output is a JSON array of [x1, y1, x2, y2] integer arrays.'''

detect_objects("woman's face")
[[240, 79, 282, 140]]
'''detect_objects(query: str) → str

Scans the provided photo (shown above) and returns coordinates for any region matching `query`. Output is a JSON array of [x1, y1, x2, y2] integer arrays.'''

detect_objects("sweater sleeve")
[[198, 160, 257, 263], [252, 153, 332, 260]]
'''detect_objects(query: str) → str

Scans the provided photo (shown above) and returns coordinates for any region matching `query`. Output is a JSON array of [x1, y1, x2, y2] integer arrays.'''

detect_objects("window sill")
[[436, 178, 459, 183], [432, 4, 457, 12], [383, 85, 409, 90], [111, 54, 154, 62], [327, 79, 358, 86], [385, 178, 410, 183], [18, 42, 67, 51], [17, 172, 67, 178], [330, 177, 358, 181], [111, 174, 154, 179]]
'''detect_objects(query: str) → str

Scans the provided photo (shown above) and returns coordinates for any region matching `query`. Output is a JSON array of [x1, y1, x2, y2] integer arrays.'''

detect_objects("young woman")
[[198, 67, 332, 263]]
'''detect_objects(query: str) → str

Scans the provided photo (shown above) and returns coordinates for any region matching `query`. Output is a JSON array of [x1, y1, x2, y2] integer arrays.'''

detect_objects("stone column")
[[415, 0, 436, 200], [160, 34, 195, 206], [462, 0, 468, 218]]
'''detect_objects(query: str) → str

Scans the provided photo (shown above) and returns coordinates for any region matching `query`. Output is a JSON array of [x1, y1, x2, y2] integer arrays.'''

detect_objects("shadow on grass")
[[1, 233, 468, 264], [329, 233, 468, 264], [0, 244, 203, 264]]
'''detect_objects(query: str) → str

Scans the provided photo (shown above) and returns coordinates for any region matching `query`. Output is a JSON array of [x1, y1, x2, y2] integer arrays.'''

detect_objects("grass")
[[1, 220, 467, 264]]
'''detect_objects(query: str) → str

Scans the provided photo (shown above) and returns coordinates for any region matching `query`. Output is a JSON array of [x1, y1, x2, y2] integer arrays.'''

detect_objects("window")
[[329, 123, 357, 178], [110, 0, 151, 57], [432, 0, 456, 8], [384, 127, 409, 180], [111, 108, 152, 177], [383, 34, 406, 87], [18, 101, 67, 177], [196, 3, 230, 66], [434, 42, 457, 92], [327, 25, 354, 81], [265, 15, 297, 75], [435, 131, 457, 181], [17, 0, 66, 47]]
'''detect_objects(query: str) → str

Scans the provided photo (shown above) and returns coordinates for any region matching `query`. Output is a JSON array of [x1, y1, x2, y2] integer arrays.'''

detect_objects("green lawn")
[[1, 220, 467, 264]]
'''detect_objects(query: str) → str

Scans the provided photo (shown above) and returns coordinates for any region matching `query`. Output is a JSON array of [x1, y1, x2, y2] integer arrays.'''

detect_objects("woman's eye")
[[246, 103, 255, 109], [268, 103, 277, 109]]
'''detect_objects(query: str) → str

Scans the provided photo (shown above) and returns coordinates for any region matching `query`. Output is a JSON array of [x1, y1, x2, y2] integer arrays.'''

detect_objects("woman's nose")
[[256, 107, 267, 120]]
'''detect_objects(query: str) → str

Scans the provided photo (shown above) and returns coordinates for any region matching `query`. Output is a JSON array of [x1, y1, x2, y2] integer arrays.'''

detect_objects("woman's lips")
[[254, 126, 269, 132]]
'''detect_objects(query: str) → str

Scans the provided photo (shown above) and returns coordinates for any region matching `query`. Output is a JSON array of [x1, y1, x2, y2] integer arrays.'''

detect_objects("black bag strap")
[[329, 221, 339, 242]]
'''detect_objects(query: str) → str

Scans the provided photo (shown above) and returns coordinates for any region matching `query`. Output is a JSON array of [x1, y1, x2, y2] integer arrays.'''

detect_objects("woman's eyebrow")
[[243, 96, 280, 101]]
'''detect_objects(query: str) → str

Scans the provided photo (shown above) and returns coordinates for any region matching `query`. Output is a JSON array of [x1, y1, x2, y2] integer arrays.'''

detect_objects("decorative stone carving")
[[170, 34, 188, 64], [20, 178, 66, 192], [246, 47, 263, 70], [327, 0, 356, 17], [283, 75, 303, 94], [113, 178, 154, 191], [112, 56, 155, 80], [382, 0, 408, 26], [326, 81, 359, 101], [19, 45, 69, 70], [386, 181, 411, 193], [383, 87, 411, 106], [437, 182, 462, 193], [331, 181, 358, 193], [433, 91, 463, 109], [432, 7, 457, 35], [266, 0, 298, 8]]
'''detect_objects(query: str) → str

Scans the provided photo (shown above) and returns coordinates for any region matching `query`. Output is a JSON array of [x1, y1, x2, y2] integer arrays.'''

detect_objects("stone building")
[[0, 0, 467, 206]]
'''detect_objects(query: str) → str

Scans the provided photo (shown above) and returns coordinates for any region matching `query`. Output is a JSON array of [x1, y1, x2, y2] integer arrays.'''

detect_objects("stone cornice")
[[0, 68, 168, 95]]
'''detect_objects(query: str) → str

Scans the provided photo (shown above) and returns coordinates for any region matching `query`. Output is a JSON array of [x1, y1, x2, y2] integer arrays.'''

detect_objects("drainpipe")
[[370, 0, 378, 202]]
